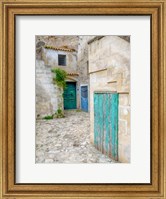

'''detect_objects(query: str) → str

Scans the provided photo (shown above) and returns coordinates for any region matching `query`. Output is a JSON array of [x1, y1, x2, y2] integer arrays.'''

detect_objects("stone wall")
[[88, 36, 130, 163], [35, 36, 79, 117], [36, 60, 62, 118], [77, 36, 95, 109], [77, 36, 95, 84], [42, 48, 77, 72], [36, 35, 79, 51], [36, 35, 98, 113]]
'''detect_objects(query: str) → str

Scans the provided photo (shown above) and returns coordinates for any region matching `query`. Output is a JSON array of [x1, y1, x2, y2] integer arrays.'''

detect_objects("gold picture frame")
[[0, 0, 165, 198]]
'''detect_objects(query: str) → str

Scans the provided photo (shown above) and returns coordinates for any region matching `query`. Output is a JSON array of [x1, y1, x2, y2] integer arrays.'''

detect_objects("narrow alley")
[[36, 110, 116, 163]]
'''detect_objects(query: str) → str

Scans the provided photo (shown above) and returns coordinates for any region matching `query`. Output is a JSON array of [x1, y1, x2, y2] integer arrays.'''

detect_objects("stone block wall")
[[88, 36, 130, 163]]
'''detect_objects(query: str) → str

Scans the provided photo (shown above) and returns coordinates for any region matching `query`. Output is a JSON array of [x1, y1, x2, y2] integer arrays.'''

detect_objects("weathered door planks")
[[94, 92, 119, 161]]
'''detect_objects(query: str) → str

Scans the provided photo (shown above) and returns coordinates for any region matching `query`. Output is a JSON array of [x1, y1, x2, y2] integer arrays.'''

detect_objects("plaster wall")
[[42, 48, 77, 72]]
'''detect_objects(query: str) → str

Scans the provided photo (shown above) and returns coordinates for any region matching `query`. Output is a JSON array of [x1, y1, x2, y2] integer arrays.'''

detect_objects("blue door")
[[94, 92, 119, 161], [81, 86, 88, 112]]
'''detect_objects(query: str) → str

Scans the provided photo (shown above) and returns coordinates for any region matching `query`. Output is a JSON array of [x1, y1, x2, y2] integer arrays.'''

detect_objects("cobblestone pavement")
[[36, 110, 116, 163]]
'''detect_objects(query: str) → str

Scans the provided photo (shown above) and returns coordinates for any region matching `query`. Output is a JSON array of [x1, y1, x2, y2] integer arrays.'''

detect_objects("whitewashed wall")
[[42, 48, 77, 72]]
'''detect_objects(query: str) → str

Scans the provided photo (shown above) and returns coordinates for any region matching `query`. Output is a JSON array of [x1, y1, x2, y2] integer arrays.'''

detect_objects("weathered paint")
[[63, 82, 76, 109], [81, 86, 88, 112], [94, 92, 119, 161]]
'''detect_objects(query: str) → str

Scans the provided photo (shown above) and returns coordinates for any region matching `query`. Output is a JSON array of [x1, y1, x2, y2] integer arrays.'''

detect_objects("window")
[[58, 54, 66, 66]]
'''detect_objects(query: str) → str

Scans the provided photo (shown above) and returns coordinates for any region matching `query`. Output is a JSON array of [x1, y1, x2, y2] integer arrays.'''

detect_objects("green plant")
[[57, 108, 62, 114], [51, 68, 67, 89], [44, 45, 54, 49], [54, 108, 65, 118], [76, 109, 82, 112], [43, 115, 53, 120]]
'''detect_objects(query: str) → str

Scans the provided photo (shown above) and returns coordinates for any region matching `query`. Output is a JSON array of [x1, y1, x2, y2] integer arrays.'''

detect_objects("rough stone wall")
[[88, 36, 130, 163], [36, 35, 79, 51], [36, 60, 62, 118]]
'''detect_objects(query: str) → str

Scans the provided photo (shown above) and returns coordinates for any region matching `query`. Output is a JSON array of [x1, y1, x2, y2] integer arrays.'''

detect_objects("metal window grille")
[[58, 54, 66, 66]]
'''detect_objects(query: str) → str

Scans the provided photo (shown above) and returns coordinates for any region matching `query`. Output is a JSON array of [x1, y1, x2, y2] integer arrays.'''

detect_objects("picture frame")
[[0, 0, 165, 198]]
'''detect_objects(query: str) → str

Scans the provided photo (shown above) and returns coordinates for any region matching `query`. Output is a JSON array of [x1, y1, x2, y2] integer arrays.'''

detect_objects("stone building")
[[77, 36, 96, 111], [36, 35, 130, 163], [88, 36, 130, 163], [36, 35, 90, 117]]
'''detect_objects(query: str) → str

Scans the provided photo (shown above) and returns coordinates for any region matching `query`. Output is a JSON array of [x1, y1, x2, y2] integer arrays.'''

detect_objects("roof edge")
[[44, 45, 76, 52]]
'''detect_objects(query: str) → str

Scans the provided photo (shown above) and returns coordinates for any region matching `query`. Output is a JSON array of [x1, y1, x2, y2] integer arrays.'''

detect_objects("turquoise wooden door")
[[94, 92, 119, 161], [63, 82, 76, 109]]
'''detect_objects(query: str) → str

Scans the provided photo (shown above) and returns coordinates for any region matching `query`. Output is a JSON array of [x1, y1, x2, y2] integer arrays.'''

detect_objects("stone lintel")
[[89, 68, 107, 75], [88, 36, 105, 45]]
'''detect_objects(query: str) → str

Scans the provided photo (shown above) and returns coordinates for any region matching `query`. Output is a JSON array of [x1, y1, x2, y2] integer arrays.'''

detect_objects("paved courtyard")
[[36, 110, 116, 163]]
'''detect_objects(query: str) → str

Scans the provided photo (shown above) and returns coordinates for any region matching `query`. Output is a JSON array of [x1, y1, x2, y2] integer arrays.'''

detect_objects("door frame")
[[80, 84, 89, 112]]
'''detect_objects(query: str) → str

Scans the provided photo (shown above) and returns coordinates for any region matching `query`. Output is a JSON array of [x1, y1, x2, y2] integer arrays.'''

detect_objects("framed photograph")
[[0, 0, 165, 198]]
